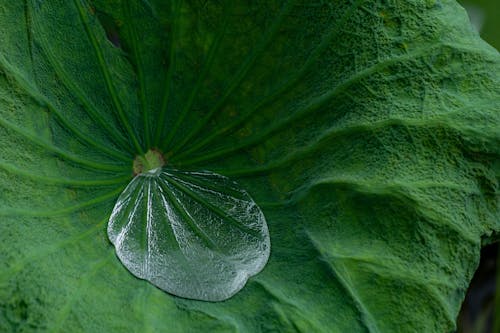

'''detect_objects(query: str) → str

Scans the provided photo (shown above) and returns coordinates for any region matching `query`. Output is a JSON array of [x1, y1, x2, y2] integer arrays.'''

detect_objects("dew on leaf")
[[107, 166, 270, 301]]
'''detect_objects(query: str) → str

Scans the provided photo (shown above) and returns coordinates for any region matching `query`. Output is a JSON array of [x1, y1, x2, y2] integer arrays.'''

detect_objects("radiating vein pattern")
[[0, 0, 498, 331], [107, 168, 270, 301]]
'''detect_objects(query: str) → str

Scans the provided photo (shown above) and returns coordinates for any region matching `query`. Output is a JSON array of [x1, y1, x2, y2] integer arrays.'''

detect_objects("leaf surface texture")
[[0, 0, 499, 332]]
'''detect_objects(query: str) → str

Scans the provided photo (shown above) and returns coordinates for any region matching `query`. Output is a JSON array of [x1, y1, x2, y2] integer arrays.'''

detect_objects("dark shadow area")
[[95, 11, 122, 48], [458, 243, 498, 333]]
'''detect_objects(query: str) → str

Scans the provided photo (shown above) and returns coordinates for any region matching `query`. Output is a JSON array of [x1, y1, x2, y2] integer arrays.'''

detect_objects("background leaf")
[[0, 0, 498, 332]]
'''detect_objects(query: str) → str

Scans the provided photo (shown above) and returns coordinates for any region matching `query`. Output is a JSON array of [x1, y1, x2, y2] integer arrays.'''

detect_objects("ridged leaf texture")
[[0, 0, 499, 332]]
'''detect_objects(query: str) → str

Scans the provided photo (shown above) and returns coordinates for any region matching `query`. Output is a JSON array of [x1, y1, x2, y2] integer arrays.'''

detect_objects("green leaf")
[[108, 167, 270, 301], [0, 0, 499, 332]]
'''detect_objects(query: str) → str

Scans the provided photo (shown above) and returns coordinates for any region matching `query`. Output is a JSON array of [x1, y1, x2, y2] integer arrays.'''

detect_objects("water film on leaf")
[[108, 165, 270, 301]]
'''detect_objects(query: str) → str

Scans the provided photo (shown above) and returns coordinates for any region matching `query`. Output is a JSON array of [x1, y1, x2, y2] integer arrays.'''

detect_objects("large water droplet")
[[107, 167, 270, 301]]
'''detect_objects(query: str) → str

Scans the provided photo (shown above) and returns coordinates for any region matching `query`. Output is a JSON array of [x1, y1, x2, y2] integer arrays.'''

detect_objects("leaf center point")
[[133, 149, 165, 175]]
